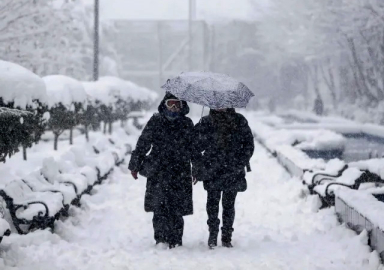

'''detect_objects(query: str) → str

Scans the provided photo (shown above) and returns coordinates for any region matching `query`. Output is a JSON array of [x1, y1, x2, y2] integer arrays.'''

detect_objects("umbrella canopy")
[[161, 72, 254, 109]]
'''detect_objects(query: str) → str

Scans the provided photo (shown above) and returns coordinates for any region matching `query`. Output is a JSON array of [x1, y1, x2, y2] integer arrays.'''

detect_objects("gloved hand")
[[131, 171, 138, 180]]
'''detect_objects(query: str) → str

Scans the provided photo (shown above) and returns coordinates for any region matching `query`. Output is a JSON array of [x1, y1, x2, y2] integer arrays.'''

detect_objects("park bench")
[[0, 205, 11, 243], [303, 165, 384, 208], [303, 163, 349, 193], [22, 170, 77, 216], [0, 134, 131, 235], [0, 179, 65, 234]]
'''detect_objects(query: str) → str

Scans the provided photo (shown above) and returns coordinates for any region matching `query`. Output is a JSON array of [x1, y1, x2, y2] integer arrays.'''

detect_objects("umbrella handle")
[[200, 106, 205, 122]]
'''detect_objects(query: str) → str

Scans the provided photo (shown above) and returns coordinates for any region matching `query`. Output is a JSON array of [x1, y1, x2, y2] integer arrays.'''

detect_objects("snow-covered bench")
[[0, 207, 11, 243], [41, 157, 90, 206], [302, 159, 349, 191], [0, 179, 65, 234], [0, 128, 132, 235], [303, 159, 384, 208], [22, 170, 77, 216]]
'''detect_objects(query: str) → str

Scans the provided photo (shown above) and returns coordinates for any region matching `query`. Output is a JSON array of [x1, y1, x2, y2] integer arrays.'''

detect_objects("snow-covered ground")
[[0, 132, 379, 269]]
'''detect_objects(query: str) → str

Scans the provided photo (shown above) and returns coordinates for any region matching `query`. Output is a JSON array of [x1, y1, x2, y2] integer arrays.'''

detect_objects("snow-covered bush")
[[78, 100, 100, 141], [83, 77, 158, 134], [98, 77, 158, 126], [0, 60, 49, 160], [43, 75, 87, 150], [0, 108, 35, 163], [82, 81, 115, 134]]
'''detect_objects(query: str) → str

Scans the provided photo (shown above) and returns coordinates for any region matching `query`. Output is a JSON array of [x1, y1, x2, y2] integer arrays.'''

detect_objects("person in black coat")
[[129, 92, 194, 249], [193, 108, 254, 248]]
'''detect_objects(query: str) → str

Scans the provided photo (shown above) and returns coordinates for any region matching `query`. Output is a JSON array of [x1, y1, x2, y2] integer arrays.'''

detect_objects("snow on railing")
[[335, 190, 384, 262]]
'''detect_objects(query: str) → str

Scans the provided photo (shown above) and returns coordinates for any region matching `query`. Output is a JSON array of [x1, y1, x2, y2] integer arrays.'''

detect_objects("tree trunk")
[[69, 127, 73, 145], [348, 38, 377, 102], [23, 145, 27, 161], [103, 122, 107, 134], [108, 121, 112, 134], [320, 62, 337, 108], [54, 133, 59, 151], [85, 125, 89, 142]]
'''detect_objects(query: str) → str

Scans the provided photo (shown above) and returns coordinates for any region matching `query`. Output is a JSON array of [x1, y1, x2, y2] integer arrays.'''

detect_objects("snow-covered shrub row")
[[82, 76, 158, 134], [0, 60, 157, 155], [0, 127, 132, 236], [43, 75, 88, 150], [0, 61, 49, 161]]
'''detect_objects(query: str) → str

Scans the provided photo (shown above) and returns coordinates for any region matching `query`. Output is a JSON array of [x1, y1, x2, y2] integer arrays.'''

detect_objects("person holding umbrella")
[[162, 72, 255, 249], [128, 92, 194, 249], [193, 108, 254, 248]]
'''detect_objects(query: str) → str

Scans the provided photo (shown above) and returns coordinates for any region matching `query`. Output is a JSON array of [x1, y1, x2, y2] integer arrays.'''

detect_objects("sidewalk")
[[1, 142, 379, 270]]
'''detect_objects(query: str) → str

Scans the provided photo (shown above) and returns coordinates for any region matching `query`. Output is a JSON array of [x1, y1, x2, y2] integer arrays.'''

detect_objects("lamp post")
[[93, 0, 99, 81], [188, 0, 196, 71]]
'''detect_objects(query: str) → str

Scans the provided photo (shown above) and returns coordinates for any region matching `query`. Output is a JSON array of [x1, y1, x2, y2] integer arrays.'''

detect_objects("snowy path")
[[1, 142, 379, 270]]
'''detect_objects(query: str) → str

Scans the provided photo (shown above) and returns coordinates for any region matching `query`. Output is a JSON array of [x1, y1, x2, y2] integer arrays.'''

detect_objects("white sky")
[[83, 0, 266, 21]]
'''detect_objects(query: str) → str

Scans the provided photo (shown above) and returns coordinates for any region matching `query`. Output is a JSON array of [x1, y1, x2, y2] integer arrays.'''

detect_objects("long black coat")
[[193, 110, 254, 192], [128, 95, 194, 216]]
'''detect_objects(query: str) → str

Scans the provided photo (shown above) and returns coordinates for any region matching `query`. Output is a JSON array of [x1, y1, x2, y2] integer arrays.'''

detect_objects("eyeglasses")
[[165, 99, 183, 109]]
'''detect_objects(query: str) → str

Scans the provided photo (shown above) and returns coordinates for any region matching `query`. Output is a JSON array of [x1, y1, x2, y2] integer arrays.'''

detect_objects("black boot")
[[208, 231, 218, 249], [155, 239, 167, 245], [169, 241, 182, 249], [221, 228, 234, 248]]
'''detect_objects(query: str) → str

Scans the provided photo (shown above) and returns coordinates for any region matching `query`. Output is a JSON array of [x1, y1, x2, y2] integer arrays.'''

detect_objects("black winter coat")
[[193, 110, 254, 192], [128, 94, 194, 216]]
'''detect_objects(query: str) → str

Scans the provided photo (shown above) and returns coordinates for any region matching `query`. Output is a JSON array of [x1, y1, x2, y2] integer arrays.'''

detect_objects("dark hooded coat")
[[193, 109, 254, 192], [128, 93, 194, 216]]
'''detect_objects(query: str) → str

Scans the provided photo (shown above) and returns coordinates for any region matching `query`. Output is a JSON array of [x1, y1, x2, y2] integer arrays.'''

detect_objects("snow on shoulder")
[[0, 60, 47, 108], [43, 75, 87, 109]]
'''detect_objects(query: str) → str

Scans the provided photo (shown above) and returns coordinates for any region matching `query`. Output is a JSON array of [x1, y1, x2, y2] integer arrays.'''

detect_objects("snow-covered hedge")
[[43, 75, 88, 150], [0, 60, 49, 161], [0, 108, 36, 162], [82, 76, 158, 134], [0, 60, 47, 109]]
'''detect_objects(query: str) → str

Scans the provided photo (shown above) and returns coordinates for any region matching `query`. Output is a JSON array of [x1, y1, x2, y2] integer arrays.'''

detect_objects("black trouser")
[[153, 212, 184, 245], [206, 190, 237, 240]]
